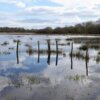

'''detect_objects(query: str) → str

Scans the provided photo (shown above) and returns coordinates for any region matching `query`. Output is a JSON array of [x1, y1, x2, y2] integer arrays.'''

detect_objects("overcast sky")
[[0, 0, 100, 29]]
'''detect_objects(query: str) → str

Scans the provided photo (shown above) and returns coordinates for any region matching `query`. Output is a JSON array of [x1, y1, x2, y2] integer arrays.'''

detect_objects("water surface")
[[0, 34, 100, 100]]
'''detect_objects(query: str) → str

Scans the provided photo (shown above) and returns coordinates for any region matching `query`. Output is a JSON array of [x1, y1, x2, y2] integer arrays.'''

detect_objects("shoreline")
[[0, 32, 100, 36]]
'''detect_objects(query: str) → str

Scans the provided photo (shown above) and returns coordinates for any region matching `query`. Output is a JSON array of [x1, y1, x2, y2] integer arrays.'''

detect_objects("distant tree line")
[[0, 27, 33, 33], [0, 21, 100, 35]]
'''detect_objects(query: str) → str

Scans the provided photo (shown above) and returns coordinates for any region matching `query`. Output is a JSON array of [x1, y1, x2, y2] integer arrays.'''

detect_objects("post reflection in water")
[[38, 41, 40, 63], [15, 39, 89, 76], [15, 39, 90, 76], [47, 40, 51, 65], [16, 40, 19, 64], [56, 40, 58, 66], [85, 48, 89, 76], [70, 42, 73, 70]]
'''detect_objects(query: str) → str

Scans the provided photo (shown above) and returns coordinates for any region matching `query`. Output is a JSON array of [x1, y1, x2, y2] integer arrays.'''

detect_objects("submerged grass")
[[79, 45, 88, 51], [26, 46, 34, 56], [0, 51, 11, 55], [69, 51, 89, 60], [1, 41, 9, 46], [8, 47, 14, 50], [79, 44, 100, 50], [96, 56, 100, 63], [6, 95, 13, 100], [69, 75, 85, 81], [96, 52, 100, 63], [28, 76, 40, 84]]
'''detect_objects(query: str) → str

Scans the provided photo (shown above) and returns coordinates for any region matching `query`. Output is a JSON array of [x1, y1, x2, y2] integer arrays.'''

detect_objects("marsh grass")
[[13, 39, 21, 44], [12, 79, 23, 88], [69, 75, 85, 81], [26, 46, 34, 56], [58, 42, 70, 46], [96, 52, 100, 63], [79, 44, 100, 51], [25, 44, 31, 47], [98, 52, 100, 55], [1, 41, 9, 46], [9, 47, 14, 50], [79, 45, 88, 51], [6, 95, 13, 100], [69, 38, 100, 44], [69, 51, 89, 60], [0, 51, 11, 55], [28, 76, 40, 84], [26, 47, 62, 56], [96, 56, 100, 63]]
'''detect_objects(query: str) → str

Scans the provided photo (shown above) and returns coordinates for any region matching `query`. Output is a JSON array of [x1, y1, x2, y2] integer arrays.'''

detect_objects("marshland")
[[1, 0, 100, 99], [0, 34, 100, 100]]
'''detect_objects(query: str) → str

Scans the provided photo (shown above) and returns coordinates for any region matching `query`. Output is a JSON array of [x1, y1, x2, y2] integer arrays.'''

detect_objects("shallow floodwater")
[[0, 34, 100, 100]]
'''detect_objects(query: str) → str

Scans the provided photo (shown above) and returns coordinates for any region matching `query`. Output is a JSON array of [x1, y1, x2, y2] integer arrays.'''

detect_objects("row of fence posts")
[[16, 40, 59, 65], [16, 40, 89, 76]]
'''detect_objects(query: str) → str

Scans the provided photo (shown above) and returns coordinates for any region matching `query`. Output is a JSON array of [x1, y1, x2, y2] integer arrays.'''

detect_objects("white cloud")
[[25, 6, 65, 15], [0, 0, 100, 28], [49, 0, 100, 8], [15, 1, 26, 8], [0, 0, 26, 8]]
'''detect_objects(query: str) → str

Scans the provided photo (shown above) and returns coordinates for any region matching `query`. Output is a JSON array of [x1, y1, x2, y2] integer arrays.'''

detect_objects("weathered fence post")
[[56, 40, 58, 66], [16, 40, 19, 64], [38, 41, 40, 63], [70, 42, 73, 69], [85, 48, 89, 76], [47, 40, 51, 65]]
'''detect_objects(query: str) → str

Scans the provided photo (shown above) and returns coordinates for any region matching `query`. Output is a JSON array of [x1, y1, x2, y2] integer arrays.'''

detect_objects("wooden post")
[[70, 42, 73, 69], [56, 40, 58, 66], [47, 40, 51, 65], [16, 40, 19, 64], [38, 41, 40, 63], [85, 48, 89, 76]]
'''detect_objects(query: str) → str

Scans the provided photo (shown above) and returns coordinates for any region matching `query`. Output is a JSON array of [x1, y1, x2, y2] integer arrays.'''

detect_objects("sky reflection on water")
[[0, 35, 100, 100]]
